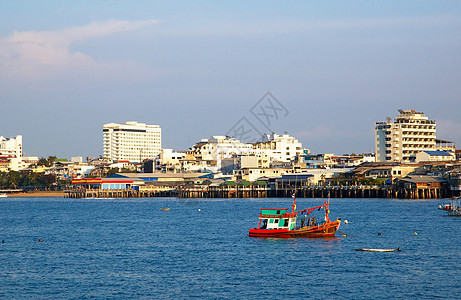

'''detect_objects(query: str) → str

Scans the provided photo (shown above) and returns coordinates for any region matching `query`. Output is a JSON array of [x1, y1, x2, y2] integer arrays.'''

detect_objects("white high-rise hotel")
[[375, 110, 436, 162], [103, 121, 161, 162]]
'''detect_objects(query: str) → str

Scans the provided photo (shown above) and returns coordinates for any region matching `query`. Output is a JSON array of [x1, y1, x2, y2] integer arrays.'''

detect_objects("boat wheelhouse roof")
[[260, 208, 289, 216]]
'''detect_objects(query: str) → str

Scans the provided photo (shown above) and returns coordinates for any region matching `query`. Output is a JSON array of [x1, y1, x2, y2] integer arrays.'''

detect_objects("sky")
[[1, 1, 461, 158]]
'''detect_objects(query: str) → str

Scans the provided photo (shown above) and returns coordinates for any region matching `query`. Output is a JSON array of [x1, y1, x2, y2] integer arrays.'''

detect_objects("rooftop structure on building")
[[435, 139, 456, 152], [103, 121, 161, 163], [375, 110, 436, 163]]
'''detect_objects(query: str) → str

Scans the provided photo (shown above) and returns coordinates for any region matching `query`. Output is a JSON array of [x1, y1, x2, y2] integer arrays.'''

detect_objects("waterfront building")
[[194, 136, 253, 170], [188, 133, 307, 172], [160, 149, 186, 166], [220, 154, 270, 176], [103, 121, 161, 162], [0, 135, 23, 171], [240, 153, 270, 169], [375, 110, 436, 162], [415, 150, 456, 163], [354, 164, 417, 179], [253, 133, 305, 163], [234, 166, 350, 183], [234, 167, 292, 182]]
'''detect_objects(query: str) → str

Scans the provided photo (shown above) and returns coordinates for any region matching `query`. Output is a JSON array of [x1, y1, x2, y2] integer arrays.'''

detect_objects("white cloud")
[[0, 19, 158, 80]]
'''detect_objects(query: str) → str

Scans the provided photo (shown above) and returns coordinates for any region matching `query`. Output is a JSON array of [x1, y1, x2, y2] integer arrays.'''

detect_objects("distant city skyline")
[[1, 1, 460, 158]]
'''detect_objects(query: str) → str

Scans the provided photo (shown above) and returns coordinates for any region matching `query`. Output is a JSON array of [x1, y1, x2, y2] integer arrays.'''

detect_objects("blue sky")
[[1, 1, 461, 158]]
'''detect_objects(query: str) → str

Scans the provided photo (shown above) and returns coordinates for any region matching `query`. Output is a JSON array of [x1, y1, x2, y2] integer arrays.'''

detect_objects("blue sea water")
[[1, 197, 460, 299]]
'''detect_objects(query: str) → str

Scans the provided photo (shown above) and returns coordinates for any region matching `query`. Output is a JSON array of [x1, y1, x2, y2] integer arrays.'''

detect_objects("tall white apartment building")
[[375, 110, 436, 162], [103, 121, 161, 162]]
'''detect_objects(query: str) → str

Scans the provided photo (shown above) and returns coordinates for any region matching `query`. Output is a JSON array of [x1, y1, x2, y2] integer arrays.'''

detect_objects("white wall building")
[[375, 110, 436, 162], [415, 150, 455, 163], [0, 135, 24, 171], [192, 133, 305, 171], [160, 149, 186, 165], [103, 121, 161, 162], [198, 136, 254, 169], [253, 133, 304, 163]]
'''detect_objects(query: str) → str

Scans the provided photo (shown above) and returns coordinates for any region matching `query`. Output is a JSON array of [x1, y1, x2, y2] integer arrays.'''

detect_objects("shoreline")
[[6, 191, 65, 198]]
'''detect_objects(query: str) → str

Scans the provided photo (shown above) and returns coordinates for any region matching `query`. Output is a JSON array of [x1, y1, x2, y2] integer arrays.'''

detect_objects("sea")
[[1, 197, 460, 299]]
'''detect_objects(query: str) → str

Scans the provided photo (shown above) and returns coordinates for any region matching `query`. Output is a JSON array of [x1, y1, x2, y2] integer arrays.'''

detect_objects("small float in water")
[[159, 208, 170, 211], [356, 248, 401, 252], [248, 193, 341, 238]]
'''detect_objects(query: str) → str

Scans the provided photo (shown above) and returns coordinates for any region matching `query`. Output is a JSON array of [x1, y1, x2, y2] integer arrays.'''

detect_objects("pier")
[[64, 185, 449, 199], [178, 185, 449, 199], [64, 187, 177, 198]]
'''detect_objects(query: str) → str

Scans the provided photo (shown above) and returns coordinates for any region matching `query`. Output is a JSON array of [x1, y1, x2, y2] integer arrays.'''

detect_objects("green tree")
[[37, 156, 57, 167], [7, 171, 21, 188]]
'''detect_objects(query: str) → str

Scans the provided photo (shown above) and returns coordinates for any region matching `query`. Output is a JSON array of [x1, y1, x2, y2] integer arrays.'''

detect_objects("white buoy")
[[198, 209, 201, 212], [344, 220, 348, 224]]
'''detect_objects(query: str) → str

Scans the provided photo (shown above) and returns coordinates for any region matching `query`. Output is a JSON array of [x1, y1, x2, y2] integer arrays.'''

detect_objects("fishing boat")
[[248, 193, 341, 238], [438, 198, 461, 216]]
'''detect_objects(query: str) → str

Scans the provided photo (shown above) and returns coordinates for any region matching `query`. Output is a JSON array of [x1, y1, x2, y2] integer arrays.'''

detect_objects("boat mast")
[[292, 192, 296, 214]]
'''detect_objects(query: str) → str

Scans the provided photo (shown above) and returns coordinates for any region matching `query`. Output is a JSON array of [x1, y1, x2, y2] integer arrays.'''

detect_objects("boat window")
[[274, 219, 279, 223], [261, 219, 268, 229], [276, 210, 280, 214], [269, 219, 274, 223]]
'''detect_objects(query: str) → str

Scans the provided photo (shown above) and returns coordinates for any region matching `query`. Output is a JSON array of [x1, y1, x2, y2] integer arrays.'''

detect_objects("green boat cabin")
[[258, 208, 297, 230]]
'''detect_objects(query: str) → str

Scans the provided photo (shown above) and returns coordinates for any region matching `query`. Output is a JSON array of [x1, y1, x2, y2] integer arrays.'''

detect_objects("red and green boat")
[[248, 194, 341, 238]]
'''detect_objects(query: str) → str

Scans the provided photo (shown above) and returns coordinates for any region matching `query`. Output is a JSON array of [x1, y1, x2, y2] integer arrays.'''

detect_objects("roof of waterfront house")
[[72, 178, 144, 184], [422, 150, 453, 156], [395, 176, 446, 183], [109, 172, 214, 182]]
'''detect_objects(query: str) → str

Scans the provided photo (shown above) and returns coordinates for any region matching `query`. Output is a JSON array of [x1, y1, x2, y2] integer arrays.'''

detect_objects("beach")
[[7, 191, 65, 197]]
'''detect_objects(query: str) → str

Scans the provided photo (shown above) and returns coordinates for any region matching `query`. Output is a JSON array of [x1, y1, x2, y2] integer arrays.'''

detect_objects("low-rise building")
[[354, 164, 417, 179], [235, 167, 292, 182], [160, 149, 186, 166], [415, 150, 456, 163], [253, 133, 305, 163]]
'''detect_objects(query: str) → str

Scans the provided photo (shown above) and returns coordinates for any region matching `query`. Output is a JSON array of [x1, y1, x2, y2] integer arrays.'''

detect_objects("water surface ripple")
[[1, 197, 460, 299]]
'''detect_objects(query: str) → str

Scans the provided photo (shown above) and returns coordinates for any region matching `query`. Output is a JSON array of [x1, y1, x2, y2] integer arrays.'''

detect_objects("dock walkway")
[[64, 185, 449, 199]]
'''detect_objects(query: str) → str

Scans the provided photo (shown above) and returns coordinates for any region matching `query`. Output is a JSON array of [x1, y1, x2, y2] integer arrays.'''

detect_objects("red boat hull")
[[248, 220, 341, 238]]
